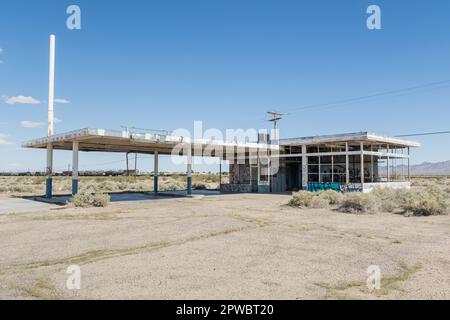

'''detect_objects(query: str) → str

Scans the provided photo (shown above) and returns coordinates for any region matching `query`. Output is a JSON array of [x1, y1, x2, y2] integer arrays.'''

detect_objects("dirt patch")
[[0, 193, 449, 299]]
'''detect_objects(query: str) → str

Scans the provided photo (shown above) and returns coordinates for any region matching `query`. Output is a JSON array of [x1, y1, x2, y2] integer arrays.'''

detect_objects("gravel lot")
[[0, 193, 449, 300]]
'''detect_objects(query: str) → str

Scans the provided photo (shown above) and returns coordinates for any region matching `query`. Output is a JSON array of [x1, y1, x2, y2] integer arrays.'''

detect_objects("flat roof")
[[22, 128, 278, 156], [279, 132, 420, 148], [22, 129, 420, 157]]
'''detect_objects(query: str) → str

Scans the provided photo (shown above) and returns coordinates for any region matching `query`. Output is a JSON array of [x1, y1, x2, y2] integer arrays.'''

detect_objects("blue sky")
[[1, 0, 450, 172]]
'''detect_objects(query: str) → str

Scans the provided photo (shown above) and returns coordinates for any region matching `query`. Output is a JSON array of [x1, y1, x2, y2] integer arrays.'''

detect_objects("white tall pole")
[[48, 34, 55, 137], [46, 34, 56, 198]]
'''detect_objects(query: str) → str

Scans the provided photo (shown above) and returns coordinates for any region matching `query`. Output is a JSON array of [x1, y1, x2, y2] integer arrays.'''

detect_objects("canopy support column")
[[187, 144, 192, 195], [153, 151, 159, 194], [45, 143, 53, 199], [72, 141, 79, 195]]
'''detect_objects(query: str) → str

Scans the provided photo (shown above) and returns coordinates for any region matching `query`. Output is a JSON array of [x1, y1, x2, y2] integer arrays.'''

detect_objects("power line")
[[282, 79, 450, 114]]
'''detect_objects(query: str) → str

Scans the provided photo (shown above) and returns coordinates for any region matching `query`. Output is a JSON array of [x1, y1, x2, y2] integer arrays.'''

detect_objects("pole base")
[[45, 178, 53, 199], [187, 176, 192, 195], [153, 175, 158, 193], [72, 179, 78, 196]]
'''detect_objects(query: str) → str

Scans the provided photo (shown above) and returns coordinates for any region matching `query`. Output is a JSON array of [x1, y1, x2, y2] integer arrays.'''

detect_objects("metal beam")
[[279, 150, 410, 159]]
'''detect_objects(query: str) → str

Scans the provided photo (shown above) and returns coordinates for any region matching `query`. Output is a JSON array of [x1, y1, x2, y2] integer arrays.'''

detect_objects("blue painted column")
[[72, 141, 79, 195], [45, 143, 53, 199], [187, 143, 192, 195], [153, 151, 158, 194]]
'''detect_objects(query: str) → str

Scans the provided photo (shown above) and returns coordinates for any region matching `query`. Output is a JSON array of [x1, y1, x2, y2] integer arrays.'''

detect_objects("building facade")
[[221, 132, 420, 193]]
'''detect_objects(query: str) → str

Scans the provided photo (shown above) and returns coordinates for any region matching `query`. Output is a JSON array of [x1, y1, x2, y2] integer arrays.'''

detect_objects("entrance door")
[[286, 160, 302, 191]]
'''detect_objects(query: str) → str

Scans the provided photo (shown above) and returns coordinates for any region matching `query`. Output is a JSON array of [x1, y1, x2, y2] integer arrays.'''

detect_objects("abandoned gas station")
[[22, 128, 420, 198]]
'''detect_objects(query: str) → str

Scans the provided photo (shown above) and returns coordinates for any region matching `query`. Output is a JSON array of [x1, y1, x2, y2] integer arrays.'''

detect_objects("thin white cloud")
[[0, 48, 3, 53], [54, 98, 70, 104], [4, 95, 41, 105], [54, 117, 62, 124], [0, 60, 4, 64], [20, 120, 45, 128], [0, 133, 14, 145]]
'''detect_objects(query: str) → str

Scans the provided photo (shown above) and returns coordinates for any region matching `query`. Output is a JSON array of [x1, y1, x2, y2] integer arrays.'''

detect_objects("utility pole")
[[267, 111, 284, 143]]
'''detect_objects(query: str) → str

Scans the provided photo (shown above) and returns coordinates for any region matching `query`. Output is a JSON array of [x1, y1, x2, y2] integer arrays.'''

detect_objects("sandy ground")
[[0, 193, 449, 300]]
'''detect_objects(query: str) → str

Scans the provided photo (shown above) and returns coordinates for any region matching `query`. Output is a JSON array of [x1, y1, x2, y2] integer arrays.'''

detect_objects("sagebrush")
[[71, 192, 110, 207]]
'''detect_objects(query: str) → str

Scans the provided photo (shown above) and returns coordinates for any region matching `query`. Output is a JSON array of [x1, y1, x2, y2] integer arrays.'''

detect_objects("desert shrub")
[[92, 193, 110, 207], [338, 193, 378, 214], [288, 191, 315, 208], [380, 199, 397, 213], [401, 187, 448, 216], [72, 192, 110, 207], [371, 186, 449, 215], [193, 182, 207, 190], [71, 192, 94, 207], [136, 182, 150, 191], [32, 176, 45, 185], [81, 182, 99, 193], [289, 190, 342, 209], [98, 181, 116, 191], [9, 185, 34, 193], [309, 196, 330, 208], [117, 182, 128, 191], [160, 182, 184, 191], [372, 187, 398, 212], [317, 190, 343, 205], [0, 186, 8, 193]]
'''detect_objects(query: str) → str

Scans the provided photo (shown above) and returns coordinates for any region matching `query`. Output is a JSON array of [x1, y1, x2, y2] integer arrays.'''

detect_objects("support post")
[[345, 142, 350, 184], [72, 141, 79, 195], [46, 143, 53, 199], [219, 160, 222, 189], [360, 142, 364, 191], [153, 151, 159, 194], [371, 145, 374, 183], [331, 155, 334, 183], [387, 144, 390, 182], [187, 144, 192, 195], [301, 145, 308, 190], [407, 147, 411, 182], [134, 153, 137, 177]]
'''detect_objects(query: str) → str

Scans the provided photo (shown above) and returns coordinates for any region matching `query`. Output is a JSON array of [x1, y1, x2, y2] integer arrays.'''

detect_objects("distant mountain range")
[[392, 160, 450, 176]]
